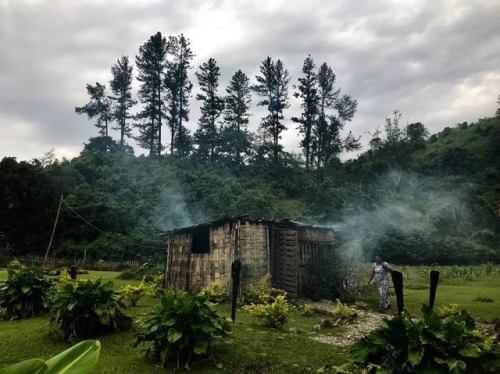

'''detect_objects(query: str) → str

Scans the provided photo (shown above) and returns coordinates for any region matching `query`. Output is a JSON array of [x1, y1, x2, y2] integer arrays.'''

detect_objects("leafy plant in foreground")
[[0, 267, 54, 320], [350, 304, 500, 373], [134, 287, 231, 369], [50, 279, 131, 341], [0, 340, 100, 374], [243, 295, 290, 328]]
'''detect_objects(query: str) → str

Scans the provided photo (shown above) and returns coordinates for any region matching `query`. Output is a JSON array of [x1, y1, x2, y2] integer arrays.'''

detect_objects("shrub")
[[8, 259, 24, 269], [0, 340, 100, 374], [301, 303, 315, 316], [198, 282, 228, 303], [438, 303, 462, 317], [0, 267, 54, 320], [121, 282, 146, 306], [143, 274, 164, 297], [50, 279, 131, 341], [134, 287, 230, 369], [331, 299, 357, 324], [241, 274, 285, 305], [351, 304, 500, 373], [243, 295, 290, 328]]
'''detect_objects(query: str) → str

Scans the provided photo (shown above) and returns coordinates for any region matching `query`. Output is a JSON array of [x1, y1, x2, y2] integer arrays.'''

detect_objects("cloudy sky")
[[1, 0, 499, 161]]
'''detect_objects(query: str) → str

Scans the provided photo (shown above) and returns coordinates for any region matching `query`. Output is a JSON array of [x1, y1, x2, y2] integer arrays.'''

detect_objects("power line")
[[61, 197, 166, 250]]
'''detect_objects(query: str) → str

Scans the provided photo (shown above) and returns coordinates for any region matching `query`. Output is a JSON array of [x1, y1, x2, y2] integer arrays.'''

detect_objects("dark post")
[[391, 270, 404, 315], [231, 260, 241, 322], [429, 270, 440, 310], [68, 265, 78, 280]]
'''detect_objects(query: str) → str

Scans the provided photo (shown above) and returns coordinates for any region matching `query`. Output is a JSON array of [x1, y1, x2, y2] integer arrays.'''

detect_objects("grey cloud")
[[0, 0, 499, 161]]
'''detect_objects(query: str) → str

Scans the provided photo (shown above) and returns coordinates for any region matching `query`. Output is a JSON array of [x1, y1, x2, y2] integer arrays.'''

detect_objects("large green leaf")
[[45, 340, 101, 374], [0, 358, 46, 374], [167, 329, 182, 343], [408, 346, 424, 366], [458, 343, 482, 358]]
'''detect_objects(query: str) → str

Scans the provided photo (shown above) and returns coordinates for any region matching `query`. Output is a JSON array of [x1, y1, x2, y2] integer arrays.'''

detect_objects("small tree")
[[75, 82, 113, 137]]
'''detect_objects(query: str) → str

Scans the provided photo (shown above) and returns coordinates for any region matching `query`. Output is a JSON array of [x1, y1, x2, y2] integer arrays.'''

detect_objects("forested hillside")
[[1, 31, 499, 265], [1, 116, 499, 264]]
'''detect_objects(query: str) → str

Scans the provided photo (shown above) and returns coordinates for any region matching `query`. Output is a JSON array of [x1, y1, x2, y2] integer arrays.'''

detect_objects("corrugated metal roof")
[[161, 215, 333, 234]]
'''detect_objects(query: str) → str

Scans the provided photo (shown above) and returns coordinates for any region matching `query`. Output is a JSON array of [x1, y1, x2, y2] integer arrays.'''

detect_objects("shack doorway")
[[271, 226, 299, 298]]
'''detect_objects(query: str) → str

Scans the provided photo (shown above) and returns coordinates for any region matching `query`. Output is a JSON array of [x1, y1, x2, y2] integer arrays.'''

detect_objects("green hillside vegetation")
[[1, 115, 499, 265]]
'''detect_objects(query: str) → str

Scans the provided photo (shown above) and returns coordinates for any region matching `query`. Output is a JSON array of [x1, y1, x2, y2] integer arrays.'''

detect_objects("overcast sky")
[[1, 0, 499, 161]]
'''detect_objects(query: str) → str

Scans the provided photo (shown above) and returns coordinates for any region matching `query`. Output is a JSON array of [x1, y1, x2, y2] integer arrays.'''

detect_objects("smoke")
[[153, 187, 206, 230], [330, 170, 478, 259]]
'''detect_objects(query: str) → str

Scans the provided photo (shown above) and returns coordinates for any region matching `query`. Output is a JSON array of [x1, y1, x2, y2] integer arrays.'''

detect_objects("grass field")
[[0, 266, 498, 373]]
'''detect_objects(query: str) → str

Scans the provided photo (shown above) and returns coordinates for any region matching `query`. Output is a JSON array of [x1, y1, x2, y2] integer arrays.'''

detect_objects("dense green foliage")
[[350, 305, 500, 373], [1, 115, 499, 265], [134, 287, 231, 369], [0, 340, 101, 374], [0, 267, 54, 320], [50, 279, 131, 340]]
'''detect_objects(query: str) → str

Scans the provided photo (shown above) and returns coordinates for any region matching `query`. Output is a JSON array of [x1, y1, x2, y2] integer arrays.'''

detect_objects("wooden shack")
[[163, 216, 335, 298]]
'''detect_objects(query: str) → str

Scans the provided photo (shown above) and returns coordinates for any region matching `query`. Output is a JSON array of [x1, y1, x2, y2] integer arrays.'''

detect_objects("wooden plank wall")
[[271, 227, 299, 298]]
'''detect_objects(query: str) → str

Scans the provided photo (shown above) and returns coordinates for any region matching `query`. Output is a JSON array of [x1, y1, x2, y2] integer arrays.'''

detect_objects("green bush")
[[241, 274, 285, 305], [0, 267, 54, 320], [120, 282, 146, 306], [143, 274, 164, 297], [350, 304, 500, 373], [134, 287, 231, 369], [0, 340, 100, 374], [243, 295, 290, 328], [198, 282, 228, 303], [331, 299, 357, 324], [50, 279, 131, 341]]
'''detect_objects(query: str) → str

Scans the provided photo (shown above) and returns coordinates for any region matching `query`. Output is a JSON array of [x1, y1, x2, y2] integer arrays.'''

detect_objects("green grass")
[[0, 266, 498, 372], [0, 269, 346, 373], [359, 265, 500, 320]]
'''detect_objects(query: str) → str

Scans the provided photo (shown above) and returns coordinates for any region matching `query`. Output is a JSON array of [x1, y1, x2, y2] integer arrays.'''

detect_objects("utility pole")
[[43, 195, 63, 266]]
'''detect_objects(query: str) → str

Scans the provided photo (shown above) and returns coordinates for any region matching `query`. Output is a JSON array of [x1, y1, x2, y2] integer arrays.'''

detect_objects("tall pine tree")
[[109, 56, 136, 147], [253, 57, 290, 163], [313, 63, 358, 169], [75, 82, 112, 137], [292, 55, 319, 170], [165, 34, 194, 156], [135, 32, 167, 156], [194, 58, 225, 163], [222, 70, 252, 166]]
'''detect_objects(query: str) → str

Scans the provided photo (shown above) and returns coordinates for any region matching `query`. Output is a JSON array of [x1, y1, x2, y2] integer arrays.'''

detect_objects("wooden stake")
[[429, 270, 440, 310], [391, 270, 404, 315], [43, 195, 63, 266], [231, 260, 241, 322]]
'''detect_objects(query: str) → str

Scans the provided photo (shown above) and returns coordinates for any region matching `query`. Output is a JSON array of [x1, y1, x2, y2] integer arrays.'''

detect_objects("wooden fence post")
[[231, 260, 241, 322], [429, 270, 440, 310], [391, 270, 404, 315]]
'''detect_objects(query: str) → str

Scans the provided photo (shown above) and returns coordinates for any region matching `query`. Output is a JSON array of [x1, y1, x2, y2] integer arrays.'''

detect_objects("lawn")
[[0, 266, 498, 373], [0, 269, 348, 373]]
